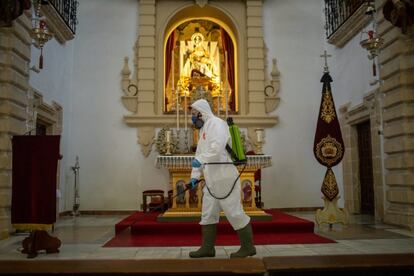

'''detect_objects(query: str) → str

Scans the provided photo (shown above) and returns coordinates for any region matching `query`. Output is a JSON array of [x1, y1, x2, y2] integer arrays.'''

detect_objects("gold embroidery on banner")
[[320, 89, 335, 123], [321, 168, 339, 201], [315, 135, 343, 166]]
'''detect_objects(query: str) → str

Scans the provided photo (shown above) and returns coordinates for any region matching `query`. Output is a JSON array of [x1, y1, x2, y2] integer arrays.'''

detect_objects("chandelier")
[[31, 0, 53, 69], [359, 1, 384, 77]]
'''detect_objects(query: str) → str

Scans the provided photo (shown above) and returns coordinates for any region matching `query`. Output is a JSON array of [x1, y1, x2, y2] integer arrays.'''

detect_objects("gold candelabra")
[[165, 130, 172, 155], [254, 128, 264, 155], [359, 2, 384, 78], [360, 35, 384, 58]]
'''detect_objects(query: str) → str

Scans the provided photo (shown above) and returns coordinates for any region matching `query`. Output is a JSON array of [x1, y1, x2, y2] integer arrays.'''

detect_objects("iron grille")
[[324, 0, 366, 38], [48, 0, 78, 34]]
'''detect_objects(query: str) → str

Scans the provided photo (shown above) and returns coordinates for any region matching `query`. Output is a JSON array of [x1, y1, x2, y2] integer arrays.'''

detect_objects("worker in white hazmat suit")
[[188, 99, 256, 258]]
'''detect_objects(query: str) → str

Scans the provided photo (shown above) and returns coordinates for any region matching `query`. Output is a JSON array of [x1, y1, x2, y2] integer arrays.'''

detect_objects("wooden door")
[[357, 121, 375, 214]]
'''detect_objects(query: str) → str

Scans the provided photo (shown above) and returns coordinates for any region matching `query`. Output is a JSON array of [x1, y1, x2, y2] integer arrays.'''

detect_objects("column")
[[0, 13, 32, 239], [377, 0, 414, 230], [137, 0, 156, 115], [246, 0, 266, 116]]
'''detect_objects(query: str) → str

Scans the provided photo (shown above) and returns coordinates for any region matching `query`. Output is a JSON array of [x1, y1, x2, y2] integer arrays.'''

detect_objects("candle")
[[225, 89, 229, 118], [171, 50, 174, 90], [166, 130, 171, 142], [176, 94, 179, 130], [256, 128, 263, 143], [184, 92, 187, 130], [217, 94, 220, 116], [172, 49, 179, 130], [224, 51, 229, 118], [218, 57, 222, 116]]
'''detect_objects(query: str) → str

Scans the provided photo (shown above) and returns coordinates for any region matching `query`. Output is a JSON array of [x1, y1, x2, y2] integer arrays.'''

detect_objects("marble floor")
[[1, 212, 414, 260]]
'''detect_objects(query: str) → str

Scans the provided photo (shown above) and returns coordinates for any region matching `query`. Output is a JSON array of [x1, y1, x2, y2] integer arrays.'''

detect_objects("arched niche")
[[163, 18, 238, 114], [160, 4, 242, 116]]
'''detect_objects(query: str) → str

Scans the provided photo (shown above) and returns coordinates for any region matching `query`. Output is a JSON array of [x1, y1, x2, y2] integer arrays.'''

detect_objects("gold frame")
[[163, 17, 239, 113]]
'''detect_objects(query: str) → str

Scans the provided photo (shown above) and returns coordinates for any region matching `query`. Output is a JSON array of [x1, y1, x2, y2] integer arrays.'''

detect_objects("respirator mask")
[[191, 112, 204, 129]]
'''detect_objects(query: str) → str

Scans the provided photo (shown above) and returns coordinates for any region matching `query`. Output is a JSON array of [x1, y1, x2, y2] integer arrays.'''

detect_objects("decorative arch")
[[160, 4, 241, 115], [163, 17, 238, 114]]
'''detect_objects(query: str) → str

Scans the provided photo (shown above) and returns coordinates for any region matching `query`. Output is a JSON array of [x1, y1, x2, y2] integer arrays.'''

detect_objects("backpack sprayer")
[[189, 117, 247, 200], [141, 117, 246, 214]]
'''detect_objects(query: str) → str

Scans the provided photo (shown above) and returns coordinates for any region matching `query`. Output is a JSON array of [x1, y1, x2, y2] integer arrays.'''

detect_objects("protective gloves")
[[186, 178, 199, 190], [192, 158, 202, 168]]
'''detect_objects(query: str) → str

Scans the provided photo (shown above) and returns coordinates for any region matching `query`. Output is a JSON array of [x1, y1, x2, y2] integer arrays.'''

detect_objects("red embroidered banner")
[[313, 72, 344, 201]]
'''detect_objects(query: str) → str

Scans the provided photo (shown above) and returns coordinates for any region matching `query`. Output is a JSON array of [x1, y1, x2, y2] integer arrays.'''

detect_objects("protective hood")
[[191, 99, 214, 122]]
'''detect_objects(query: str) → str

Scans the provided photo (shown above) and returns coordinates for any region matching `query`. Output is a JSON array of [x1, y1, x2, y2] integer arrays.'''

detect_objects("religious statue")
[[181, 32, 219, 81]]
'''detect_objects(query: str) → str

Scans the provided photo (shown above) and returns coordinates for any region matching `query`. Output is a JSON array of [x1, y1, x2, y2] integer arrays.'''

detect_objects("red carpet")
[[104, 209, 335, 247]]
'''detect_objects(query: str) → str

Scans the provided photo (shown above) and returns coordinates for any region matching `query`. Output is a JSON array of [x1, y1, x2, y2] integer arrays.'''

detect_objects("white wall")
[[325, 23, 377, 107], [68, 0, 172, 210], [260, 0, 375, 208], [262, 0, 331, 208], [29, 38, 74, 212]]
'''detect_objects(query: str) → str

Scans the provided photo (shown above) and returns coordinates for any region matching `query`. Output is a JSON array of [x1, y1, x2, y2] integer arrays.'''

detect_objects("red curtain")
[[165, 31, 176, 110], [165, 31, 176, 88], [221, 28, 236, 111], [11, 136, 61, 229]]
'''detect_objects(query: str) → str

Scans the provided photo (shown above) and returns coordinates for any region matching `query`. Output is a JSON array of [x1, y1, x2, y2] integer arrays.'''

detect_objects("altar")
[[156, 154, 272, 221]]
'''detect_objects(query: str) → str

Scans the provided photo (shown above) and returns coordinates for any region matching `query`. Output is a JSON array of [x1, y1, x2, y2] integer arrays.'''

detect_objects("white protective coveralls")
[[191, 99, 250, 230]]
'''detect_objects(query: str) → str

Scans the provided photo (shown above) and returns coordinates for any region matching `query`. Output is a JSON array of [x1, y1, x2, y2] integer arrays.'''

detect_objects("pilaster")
[[246, 0, 265, 116], [377, 0, 414, 230], [0, 13, 31, 239], [137, 0, 156, 116]]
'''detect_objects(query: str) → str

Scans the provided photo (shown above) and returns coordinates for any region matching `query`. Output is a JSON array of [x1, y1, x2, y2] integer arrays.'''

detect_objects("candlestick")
[[184, 92, 187, 130], [71, 156, 80, 216], [218, 56, 222, 116], [176, 128, 181, 154], [172, 50, 179, 130], [225, 89, 229, 118], [176, 92, 179, 130], [224, 51, 229, 118], [256, 128, 263, 142]]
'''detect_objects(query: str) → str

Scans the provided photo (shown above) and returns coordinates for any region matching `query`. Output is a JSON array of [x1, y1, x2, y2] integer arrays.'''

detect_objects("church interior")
[[1, 0, 414, 274]]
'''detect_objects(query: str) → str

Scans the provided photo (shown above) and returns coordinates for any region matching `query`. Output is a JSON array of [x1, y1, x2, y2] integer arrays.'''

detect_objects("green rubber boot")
[[189, 224, 216, 258], [230, 223, 256, 258]]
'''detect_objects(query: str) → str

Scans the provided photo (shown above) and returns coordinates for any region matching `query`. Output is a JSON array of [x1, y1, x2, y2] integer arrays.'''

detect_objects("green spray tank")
[[226, 117, 247, 164], [185, 117, 247, 199]]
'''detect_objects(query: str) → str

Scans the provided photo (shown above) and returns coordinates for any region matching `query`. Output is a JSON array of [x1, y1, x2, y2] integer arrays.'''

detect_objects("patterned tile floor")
[[1, 212, 413, 259]]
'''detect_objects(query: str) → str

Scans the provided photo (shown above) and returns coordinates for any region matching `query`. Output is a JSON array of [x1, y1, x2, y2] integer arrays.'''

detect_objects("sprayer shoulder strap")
[[226, 143, 238, 161]]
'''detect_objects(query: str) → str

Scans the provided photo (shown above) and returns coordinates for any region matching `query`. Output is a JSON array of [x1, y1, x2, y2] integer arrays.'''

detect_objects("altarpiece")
[[120, 0, 281, 219]]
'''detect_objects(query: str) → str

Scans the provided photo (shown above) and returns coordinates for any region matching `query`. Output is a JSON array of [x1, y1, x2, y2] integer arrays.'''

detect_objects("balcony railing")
[[324, 0, 366, 39], [48, 0, 78, 34]]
